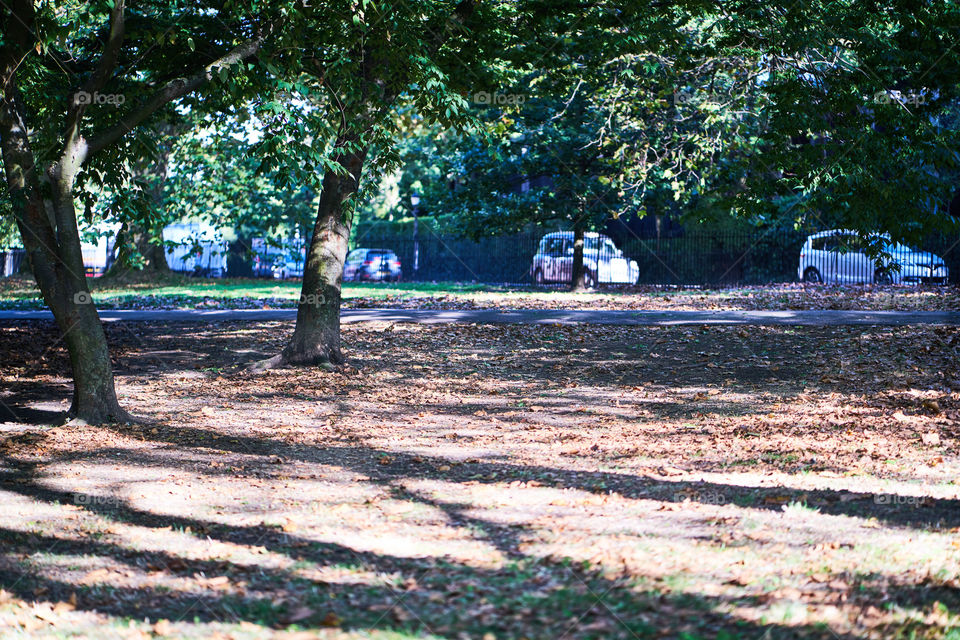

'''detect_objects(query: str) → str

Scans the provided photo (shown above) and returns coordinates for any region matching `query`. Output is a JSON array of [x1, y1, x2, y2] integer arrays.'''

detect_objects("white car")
[[798, 230, 949, 285], [531, 232, 639, 287]]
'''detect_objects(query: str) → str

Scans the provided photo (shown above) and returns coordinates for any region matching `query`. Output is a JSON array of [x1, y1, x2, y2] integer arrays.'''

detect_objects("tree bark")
[[570, 223, 588, 291], [258, 140, 367, 369], [0, 81, 128, 423], [107, 222, 170, 277]]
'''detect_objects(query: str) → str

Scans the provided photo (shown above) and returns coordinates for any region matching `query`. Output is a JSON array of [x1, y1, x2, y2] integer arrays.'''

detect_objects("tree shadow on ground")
[[0, 403, 62, 425], [0, 420, 956, 638], [85, 423, 960, 531], [1, 321, 956, 636], [0, 447, 879, 640]]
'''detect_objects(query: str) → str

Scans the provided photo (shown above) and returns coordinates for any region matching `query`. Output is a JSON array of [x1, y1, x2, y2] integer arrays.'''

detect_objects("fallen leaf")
[[319, 612, 341, 627], [285, 606, 314, 623]]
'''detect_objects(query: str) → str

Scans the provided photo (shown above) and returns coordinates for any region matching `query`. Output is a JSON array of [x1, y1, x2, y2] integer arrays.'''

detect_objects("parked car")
[[162, 222, 228, 277], [798, 230, 949, 285], [343, 248, 402, 282], [272, 256, 305, 279], [531, 232, 639, 287]]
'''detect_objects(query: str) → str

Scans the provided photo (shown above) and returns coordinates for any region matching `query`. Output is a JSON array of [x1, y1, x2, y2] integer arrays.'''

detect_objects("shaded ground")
[[1, 274, 958, 311], [5, 308, 960, 326], [1, 320, 959, 638]]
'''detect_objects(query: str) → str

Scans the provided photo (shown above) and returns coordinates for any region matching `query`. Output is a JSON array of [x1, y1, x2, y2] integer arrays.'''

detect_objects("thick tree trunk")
[[56, 286, 127, 423], [0, 73, 128, 424], [570, 223, 588, 291], [258, 141, 367, 369], [50, 166, 128, 423]]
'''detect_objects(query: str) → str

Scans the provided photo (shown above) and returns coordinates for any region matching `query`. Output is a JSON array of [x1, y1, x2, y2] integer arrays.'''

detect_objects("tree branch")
[[60, 0, 125, 173], [85, 37, 263, 158], [84, 0, 126, 96]]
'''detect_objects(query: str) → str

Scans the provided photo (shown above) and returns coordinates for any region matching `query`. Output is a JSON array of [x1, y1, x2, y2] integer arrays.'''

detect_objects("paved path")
[[1, 308, 958, 326]]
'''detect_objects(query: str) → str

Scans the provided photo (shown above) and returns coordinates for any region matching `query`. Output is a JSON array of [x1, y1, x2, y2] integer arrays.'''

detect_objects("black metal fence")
[[6, 229, 957, 287], [354, 222, 960, 286]]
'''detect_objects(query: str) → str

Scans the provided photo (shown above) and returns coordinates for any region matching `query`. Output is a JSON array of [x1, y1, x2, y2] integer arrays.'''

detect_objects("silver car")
[[798, 230, 949, 285], [343, 248, 402, 282], [531, 232, 639, 287]]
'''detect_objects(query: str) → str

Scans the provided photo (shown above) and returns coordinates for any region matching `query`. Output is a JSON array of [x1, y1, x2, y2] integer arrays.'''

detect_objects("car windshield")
[[883, 241, 920, 254], [582, 237, 617, 253]]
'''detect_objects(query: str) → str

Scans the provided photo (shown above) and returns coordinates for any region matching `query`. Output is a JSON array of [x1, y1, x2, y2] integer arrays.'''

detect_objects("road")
[[0, 308, 958, 326]]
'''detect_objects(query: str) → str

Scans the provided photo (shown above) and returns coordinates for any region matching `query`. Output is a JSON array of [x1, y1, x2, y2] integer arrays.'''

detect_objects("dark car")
[[343, 248, 402, 282]]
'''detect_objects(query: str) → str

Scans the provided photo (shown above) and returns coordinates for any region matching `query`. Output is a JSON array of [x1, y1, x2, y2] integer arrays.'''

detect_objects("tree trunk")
[[570, 223, 588, 291], [259, 141, 367, 369], [107, 222, 170, 277], [0, 74, 128, 424]]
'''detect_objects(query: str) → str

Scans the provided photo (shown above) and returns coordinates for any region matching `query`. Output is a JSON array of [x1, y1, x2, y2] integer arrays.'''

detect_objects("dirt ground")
[[345, 284, 960, 312], [1, 320, 959, 639]]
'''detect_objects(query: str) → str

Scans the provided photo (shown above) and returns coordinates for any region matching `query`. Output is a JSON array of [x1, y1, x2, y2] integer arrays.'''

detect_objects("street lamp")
[[410, 193, 420, 277]]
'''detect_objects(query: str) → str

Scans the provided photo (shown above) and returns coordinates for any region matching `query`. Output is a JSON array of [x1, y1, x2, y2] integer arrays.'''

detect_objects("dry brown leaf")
[[153, 619, 173, 636]]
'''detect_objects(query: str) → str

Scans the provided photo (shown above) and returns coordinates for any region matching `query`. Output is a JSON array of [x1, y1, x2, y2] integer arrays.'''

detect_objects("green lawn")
[[0, 275, 502, 309], [1, 273, 956, 311]]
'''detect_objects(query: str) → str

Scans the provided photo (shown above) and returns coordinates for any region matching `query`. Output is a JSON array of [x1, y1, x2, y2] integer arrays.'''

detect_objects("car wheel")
[[534, 268, 545, 285], [874, 269, 893, 285], [802, 268, 822, 283], [584, 270, 597, 289]]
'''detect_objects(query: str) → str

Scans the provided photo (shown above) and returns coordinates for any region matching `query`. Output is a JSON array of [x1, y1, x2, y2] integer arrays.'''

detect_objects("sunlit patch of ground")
[[1, 321, 959, 638]]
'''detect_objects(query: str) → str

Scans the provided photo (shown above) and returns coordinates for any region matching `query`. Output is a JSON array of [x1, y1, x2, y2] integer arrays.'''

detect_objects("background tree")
[[102, 123, 183, 278], [418, 4, 765, 289], [255, 0, 507, 369], [713, 1, 960, 249], [162, 114, 319, 273]]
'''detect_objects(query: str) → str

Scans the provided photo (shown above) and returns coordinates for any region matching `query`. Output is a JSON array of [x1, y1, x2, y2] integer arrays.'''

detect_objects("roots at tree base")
[[65, 398, 133, 425], [251, 344, 344, 372]]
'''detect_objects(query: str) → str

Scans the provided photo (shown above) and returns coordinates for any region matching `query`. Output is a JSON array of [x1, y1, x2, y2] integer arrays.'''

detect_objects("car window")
[[811, 237, 833, 251], [602, 239, 617, 256], [837, 235, 865, 253], [543, 238, 564, 257], [346, 250, 363, 263]]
